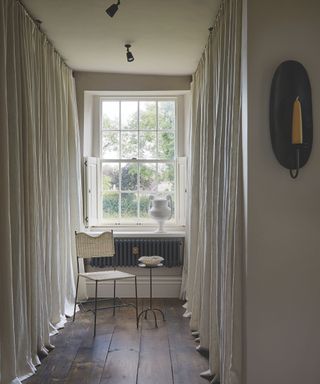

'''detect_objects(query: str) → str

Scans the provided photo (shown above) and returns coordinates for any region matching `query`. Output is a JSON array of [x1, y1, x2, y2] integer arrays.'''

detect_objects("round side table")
[[137, 263, 165, 328]]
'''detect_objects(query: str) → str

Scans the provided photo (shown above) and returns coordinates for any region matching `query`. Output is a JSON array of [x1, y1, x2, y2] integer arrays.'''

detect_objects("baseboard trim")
[[86, 276, 182, 298]]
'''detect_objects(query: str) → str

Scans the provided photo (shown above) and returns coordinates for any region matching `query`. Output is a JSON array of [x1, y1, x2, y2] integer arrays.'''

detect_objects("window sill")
[[87, 224, 186, 238]]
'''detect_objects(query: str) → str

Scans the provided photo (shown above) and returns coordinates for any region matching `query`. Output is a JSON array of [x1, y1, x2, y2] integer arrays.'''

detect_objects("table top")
[[138, 263, 163, 268]]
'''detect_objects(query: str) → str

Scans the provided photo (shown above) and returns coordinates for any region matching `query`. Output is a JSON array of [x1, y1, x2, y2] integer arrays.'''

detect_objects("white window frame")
[[83, 92, 187, 230], [98, 96, 178, 226]]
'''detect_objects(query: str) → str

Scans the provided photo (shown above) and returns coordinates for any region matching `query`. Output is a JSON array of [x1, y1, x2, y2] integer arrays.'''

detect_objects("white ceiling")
[[22, 0, 218, 75]]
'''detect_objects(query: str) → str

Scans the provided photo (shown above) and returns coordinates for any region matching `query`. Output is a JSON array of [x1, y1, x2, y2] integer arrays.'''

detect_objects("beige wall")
[[74, 71, 191, 154], [245, 0, 320, 383]]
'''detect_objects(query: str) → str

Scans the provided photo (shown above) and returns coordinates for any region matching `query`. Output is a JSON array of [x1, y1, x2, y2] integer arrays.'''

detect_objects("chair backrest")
[[75, 231, 115, 258]]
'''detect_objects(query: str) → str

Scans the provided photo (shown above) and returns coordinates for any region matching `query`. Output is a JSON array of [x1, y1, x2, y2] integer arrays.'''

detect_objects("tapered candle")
[[292, 97, 303, 144]]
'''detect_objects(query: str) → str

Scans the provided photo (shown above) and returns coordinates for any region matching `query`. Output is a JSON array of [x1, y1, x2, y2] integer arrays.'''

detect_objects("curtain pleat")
[[181, 0, 243, 383], [0, 1, 82, 383]]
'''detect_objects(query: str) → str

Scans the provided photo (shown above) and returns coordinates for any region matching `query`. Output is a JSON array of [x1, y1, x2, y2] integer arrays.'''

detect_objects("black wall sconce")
[[270, 60, 313, 179]]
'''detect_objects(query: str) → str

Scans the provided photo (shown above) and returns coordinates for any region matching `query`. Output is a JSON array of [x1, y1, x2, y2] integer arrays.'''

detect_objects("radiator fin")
[[91, 238, 184, 268]]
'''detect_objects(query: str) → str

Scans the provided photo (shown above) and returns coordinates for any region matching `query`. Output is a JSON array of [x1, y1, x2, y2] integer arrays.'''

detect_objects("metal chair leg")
[[135, 276, 138, 328], [73, 275, 80, 322], [113, 280, 116, 316], [94, 281, 98, 336]]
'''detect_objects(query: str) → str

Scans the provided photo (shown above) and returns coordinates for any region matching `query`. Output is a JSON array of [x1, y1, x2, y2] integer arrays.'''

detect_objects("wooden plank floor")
[[25, 299, 208, 384]]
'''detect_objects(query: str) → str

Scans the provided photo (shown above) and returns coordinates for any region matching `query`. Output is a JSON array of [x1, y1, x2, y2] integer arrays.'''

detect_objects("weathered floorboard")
[[137, 299, 173, 384], [100, 307, 140, 384], [166, 301, 209, 384], [24, 299, 209, 384], [25, 311, 92, 384]]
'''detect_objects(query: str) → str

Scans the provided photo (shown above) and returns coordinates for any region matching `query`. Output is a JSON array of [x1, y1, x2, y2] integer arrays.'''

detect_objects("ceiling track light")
[[125, 44, 134, 62], [106, 0, 120, 17]]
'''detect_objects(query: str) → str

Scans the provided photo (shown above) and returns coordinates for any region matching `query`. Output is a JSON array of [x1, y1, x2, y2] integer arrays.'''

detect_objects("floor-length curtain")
[[0, 1, 82, 383], [181, 0, 243, 383]]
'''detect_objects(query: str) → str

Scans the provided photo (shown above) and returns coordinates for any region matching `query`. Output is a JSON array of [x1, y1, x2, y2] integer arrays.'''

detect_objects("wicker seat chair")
[[73, 231, 138, 335]]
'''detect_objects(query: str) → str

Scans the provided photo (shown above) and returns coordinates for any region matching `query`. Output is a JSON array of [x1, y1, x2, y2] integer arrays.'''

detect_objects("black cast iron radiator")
[[90, 237, 184, 268]]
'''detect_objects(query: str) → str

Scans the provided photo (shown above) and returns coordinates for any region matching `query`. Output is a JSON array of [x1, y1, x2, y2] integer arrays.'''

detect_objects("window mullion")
[[100, 99, 103, 157], [137, 102, 140, 221], [101, 159, 174, 164], [118, 101, 121, 223], [137, 164, 140, 222], [119, 101, 122, 159], [156, 100, 159, 160]]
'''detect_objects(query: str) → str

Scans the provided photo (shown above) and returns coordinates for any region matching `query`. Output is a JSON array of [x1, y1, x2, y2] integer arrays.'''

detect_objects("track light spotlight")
[[106, 0, 120, 17], [125, 44, 134, 62]]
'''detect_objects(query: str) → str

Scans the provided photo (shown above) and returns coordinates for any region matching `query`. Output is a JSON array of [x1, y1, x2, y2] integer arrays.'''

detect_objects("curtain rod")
[[209, 0, 224, 35], [192, 0, 225, 79], [16, 0, 72, 72]]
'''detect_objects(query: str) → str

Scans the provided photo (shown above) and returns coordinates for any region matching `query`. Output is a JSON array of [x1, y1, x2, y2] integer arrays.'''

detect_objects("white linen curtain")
[[181, 0, 243, 383], [0, 1, 82, 383]]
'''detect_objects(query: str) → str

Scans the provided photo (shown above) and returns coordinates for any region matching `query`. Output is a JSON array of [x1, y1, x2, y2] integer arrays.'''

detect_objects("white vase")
[[149, 195, 173, 233]]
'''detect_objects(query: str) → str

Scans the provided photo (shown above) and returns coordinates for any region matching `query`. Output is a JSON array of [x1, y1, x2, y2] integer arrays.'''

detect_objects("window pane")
[[102, 131, 119, 159], [121, 193, 138, 218], [158, 132, 175, 159], [103, 192, 119, 219], [139, 101, 156, 130], [139, 193, 152, 218], [121, 132, 138, 159], [139, 132, 157, 159], [158, 101, 175, 130], [121, 101, 138, 130], [121, 163, 138, 191], [102, 101, 119, 130], [139, 163, 157, 192], [158, 163, 174, 192], [102, 163, 119, 191]]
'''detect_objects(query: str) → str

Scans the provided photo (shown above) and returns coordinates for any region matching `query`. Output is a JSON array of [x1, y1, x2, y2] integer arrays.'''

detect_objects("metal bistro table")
[[137, 262, 165, 328]]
